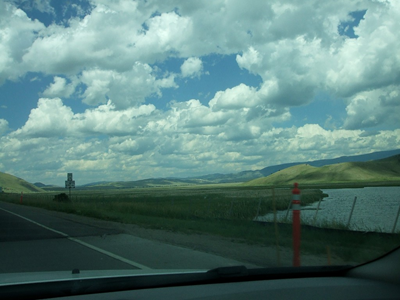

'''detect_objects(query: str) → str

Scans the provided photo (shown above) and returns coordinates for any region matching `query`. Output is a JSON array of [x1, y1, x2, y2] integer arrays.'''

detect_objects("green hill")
[[0, 172, 44, 193], [244, 154, 400, 187]]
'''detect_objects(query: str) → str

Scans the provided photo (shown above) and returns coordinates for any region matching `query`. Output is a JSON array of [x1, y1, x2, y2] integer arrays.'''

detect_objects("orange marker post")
[[292, 182, 301, 267]]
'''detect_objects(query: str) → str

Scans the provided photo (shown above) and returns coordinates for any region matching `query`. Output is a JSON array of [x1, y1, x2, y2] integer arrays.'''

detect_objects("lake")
[[256, 186, 400, 233]]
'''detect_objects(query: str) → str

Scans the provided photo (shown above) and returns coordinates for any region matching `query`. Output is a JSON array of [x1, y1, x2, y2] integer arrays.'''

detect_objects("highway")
[[0, 202, 254, 273]]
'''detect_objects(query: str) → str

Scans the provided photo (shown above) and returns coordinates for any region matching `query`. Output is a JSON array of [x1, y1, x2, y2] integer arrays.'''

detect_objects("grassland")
[[1, 185, 399, 265], [0, 171, 44, 193], [244, 155, 400, 187]]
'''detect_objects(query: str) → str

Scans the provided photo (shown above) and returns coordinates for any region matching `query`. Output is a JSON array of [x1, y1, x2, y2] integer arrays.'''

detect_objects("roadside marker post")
[[347, 196, 357, 228], [292, 182, 301, 267], [65, 173, 75, 198], [392, 204, 400, 233], [20, 192, 23, 204]]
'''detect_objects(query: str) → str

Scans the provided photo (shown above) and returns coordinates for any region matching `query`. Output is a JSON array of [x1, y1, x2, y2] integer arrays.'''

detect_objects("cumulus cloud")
[[209, 84, 259, 110], [1, 0, 400, 183], [180, 57, 203, 78], [236, 36, 327, 107], [80, 63, 177, 109], [327, 3, 400, 98], [0, 119, 9, 135], [208, 83, 290, 124], [12, 0, 55, 15], [13, 98, 158, 138], [3, 114, 400, 184], [0, 1, 44, 84], [75, 101, 156, 136], [236, 47, 261, 74], [3, 0, 398, 117], [13, 98, 74, 137], [344, 86, 400, 129], [110, 137, 156, 155], [42, 76, 77, 98], [20, 7, 194, 75]]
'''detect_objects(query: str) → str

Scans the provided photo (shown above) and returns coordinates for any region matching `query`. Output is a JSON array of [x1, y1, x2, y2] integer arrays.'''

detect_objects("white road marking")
[[0, 207, 151, 270]]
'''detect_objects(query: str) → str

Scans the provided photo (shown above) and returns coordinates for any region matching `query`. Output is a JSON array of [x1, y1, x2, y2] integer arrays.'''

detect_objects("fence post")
[[284, 199, 291, 222], [20, 192, 23, 204], [347, 196, 357, 228], [272, 187, 281, 266], [313, 197, 323, 225], [392, 204, 400, 233], [255, 198, 262, 219], [292, 183, 301, 267]]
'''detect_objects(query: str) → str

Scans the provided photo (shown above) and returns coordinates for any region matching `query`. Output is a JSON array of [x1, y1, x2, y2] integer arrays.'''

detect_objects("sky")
[[0, 0, 399, 186]]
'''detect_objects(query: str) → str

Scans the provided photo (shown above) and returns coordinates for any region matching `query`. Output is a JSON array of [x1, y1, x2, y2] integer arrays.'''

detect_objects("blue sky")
[[0, 0, 399, 185]]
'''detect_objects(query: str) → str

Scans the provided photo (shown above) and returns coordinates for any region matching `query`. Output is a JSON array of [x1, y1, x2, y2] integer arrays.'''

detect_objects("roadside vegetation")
[[1, 186, 399, 265]]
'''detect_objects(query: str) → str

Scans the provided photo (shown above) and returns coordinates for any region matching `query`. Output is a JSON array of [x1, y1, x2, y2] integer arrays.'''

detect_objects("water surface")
[[257, 187, 400, 233]]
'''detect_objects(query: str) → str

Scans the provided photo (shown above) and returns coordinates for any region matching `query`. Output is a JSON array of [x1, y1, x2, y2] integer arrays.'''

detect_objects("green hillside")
[[0, 172, 44, 193], [244, 154, 400, 187]]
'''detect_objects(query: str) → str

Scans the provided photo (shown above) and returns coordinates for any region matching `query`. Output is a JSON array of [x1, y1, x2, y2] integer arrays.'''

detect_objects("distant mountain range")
[[81, 148, 400, 188], [182, 148, 400, 184], [1, 148, 399, 192]]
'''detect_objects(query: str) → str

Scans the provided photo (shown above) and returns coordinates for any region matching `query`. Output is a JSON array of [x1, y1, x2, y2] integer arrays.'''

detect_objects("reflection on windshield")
[[0, 0, 399, 276]]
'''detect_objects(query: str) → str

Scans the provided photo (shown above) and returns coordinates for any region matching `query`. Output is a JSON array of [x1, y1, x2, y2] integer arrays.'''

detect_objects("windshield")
[[0, 0, 399, 277]]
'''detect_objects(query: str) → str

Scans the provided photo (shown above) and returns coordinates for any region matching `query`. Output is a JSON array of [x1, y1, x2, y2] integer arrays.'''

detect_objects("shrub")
[[53, 193, 70, 202]]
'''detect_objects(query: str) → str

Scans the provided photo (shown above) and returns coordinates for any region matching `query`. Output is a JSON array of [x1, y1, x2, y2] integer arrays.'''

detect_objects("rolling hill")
[[4, 149, 399, 190], [181, 148, 400, 183], [244, 154, 400, 187], [80, 149, 400, 189], [0, 172, 44, 193]]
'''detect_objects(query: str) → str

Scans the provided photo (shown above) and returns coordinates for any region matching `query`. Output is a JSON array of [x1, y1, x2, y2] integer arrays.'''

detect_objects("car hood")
[[0, 269, 206, 286]]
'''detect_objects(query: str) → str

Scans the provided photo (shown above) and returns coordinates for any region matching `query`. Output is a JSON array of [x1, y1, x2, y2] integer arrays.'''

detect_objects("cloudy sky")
[[0, 0, 399, 185]]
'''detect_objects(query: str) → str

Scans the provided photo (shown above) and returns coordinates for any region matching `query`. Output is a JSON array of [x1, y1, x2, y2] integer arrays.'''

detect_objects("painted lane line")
[[0, 208, 69, 237], [68, 237, 151, 270], [0, 207, 151, 270]]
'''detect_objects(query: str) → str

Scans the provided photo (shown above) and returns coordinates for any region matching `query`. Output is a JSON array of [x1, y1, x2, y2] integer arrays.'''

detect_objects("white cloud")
[[42, 76, 77, 98], [12, 97, 161, 138], [0, 119, 8, 135], [13, 0, 56, 15], [1, 0, 400, 184], [326, 2, 400, 98], [20, 6, 194, 75], [0, 2, 44, 84], [236, 47, 261, 74], [75, 101, 157, 136], [3, 116, 400, 184], [110, 137, 156, 155], [135, 11, 194, 59], [344, 86, 400, 129], [3, 0, 397, 118], [13, 98, 74, 137], [80, 63, 177, 109], [209, 84, 258, 110], [180, 57, 203, 78]]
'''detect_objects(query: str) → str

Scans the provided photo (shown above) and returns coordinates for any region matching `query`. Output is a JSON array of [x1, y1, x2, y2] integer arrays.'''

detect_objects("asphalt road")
[[0, 201, 255, 274]]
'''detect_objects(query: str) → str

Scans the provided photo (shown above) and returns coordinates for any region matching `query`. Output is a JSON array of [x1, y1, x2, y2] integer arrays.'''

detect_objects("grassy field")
[[0, 171, 44, 193], [1, 185, 399, 265], [245, 155, 400, 187]]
